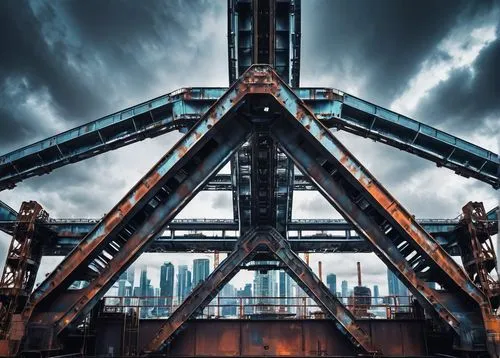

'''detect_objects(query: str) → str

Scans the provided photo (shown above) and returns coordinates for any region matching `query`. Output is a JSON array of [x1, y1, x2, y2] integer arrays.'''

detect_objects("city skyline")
[[111, 258, 407, 302]]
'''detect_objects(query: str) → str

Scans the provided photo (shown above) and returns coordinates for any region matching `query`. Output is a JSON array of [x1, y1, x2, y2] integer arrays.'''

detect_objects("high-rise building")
[[237, 284, 252, 297], [237, 284, 253, 315], [253, 265, 278, 312], [160, 262, 174, 315], [221, 284, 238, 316], [118, 279, 127, 297], [126, 266, 135, 286], [326, 273, 337, 295], [387, 269, 410, 307], [139, 267, 148, 297], [387, 269, 399, 296], [341, 280, 348, 303], [138, 267, 150, 318], [177, 265, 192, 303], [373, 285, 380, 304], [193, 258, 210, 286], [279, 271, 293, 312]]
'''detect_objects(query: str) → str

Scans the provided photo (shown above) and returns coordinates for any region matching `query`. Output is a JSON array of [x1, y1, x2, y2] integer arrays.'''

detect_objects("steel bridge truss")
[[1, 65, 497, 357], [144, 227, 375, 355]]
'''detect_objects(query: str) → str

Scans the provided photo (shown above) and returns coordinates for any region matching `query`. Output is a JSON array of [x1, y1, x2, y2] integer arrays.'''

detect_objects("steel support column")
[[0, 202, 48, 341]]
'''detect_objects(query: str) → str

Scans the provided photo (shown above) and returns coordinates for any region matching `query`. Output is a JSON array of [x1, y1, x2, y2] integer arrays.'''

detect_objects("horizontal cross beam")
[[1, 88, 497, 191]]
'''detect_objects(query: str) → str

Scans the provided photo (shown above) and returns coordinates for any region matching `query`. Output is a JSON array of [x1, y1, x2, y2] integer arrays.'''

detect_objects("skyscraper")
[[279, 271, 293, 312], [373, 285, 380, 304], [326, 273, 337, 295], [139, 266, 148, 297], [139, 267, 150, 318], [387, 269, 410, 307], [160, 262, 174, 315], [253, 266, 278, 312], [341, 280, 348, 303], [221, 283, 238, 316], [237, 284, 253, 315], [177, 265, 192, 303], [118, 278, 127, 297], [387, 269, 398, 296], [192, 258, 210, 286], [126, 266, 135, 286]]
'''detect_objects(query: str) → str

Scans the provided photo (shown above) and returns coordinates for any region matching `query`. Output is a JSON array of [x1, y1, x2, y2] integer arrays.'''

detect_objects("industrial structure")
[[0, 0, 498, 357]]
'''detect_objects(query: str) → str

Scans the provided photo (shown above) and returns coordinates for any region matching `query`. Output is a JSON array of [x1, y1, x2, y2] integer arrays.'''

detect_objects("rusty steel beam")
[[265, 228, 376, 354], [252, 66, 496, 353], [145, 227, 376, 355], [15, 76, 256, 355], [273, 120, 475, 344], [0, 202, 48, 341], [144, 228, 260, 354]]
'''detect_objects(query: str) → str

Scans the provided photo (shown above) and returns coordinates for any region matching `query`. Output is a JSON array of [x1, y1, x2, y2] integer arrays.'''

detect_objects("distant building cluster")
[[113, 259, 413, 319]]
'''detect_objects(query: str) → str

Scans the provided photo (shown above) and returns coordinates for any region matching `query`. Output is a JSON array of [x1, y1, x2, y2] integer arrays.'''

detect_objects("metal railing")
[[101, 295, 416, 320]]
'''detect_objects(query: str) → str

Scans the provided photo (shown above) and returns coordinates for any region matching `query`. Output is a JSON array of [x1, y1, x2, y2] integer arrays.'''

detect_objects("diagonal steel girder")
[[250, 66, 497, 353], [144, 227, 376, 355], [14, 64, 496, 355], [17, 74, 255, 353]]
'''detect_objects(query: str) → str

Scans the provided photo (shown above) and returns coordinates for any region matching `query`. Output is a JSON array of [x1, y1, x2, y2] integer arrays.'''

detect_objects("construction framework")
[[0, 1, 498, 357]]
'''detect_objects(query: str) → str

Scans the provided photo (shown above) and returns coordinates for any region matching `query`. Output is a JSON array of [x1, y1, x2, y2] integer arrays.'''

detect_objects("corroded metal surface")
[[94, 319, 427, 357], [4, 65, 496, 357], [145, 227, 375, 355], [0, 201, 47, 346], [16, 72, 254, 355]]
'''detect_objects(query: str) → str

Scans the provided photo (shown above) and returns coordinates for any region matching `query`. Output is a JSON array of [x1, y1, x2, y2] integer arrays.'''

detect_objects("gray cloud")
[[0, 1, 498, 296], [301, 0, 497, 105], [415, 38, 500, 136]]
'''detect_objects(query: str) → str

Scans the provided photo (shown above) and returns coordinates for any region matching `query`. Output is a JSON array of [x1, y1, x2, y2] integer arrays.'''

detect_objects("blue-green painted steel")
[[1, 87, 497, 191]]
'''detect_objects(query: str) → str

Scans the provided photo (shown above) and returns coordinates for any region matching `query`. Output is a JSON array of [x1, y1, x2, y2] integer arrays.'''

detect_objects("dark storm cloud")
[[0, 0, 226, 214], [298, 0, 499, 221], [415, 37, 500, 136], [0, 0, 498, 289], [301, 0, 497, 106], [0, 1, 107, 137], [0, 0, 225, 149]]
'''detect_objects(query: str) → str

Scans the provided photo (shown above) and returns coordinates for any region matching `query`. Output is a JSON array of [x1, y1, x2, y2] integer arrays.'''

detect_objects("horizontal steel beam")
[[40, 234, 373, 255], [3, 208, 496, 257], [0, 217, 464, 252], [312, 91, 500, 189], [204, 173, 315, 191], [1, 88, 497, 191]]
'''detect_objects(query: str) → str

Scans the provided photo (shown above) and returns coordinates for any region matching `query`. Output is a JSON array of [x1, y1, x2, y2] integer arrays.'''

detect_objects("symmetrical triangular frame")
[[12, 65, 498, 356], [144, 227, 376, 354]]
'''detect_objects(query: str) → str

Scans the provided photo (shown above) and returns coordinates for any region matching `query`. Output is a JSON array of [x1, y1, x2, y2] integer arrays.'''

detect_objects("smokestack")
[[357, 262, 362, 287], [318, 261, 323, 282]]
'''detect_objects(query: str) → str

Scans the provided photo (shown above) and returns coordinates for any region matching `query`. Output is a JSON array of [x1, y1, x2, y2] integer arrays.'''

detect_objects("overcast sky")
[[0, 0, 498, 297]]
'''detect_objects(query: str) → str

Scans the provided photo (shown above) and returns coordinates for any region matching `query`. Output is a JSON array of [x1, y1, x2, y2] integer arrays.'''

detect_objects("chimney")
[[357, 262, 362, 287]]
